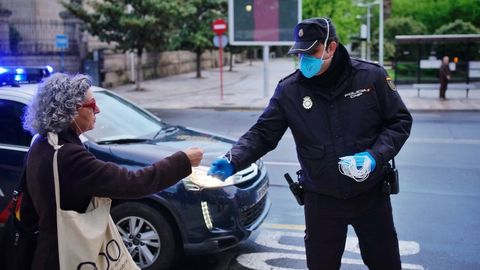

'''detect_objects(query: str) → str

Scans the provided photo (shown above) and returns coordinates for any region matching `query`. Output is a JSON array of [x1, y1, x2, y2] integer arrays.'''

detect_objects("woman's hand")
[[183, 147, 204, 167]]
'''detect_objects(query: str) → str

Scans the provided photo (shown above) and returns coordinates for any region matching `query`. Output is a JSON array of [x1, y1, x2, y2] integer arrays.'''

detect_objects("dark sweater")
[[21, 127, 192, 270]]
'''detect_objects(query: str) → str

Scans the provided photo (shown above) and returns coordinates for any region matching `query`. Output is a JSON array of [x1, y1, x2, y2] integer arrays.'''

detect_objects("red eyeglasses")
[[79, 98, 100, 113]]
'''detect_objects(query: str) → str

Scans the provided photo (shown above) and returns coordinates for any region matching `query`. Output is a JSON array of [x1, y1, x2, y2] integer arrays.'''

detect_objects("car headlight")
[[182, 163, 258, 191]]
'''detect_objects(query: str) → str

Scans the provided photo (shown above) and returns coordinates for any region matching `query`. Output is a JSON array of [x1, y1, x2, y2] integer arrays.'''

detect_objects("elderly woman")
[[20, 73, 203, 269]]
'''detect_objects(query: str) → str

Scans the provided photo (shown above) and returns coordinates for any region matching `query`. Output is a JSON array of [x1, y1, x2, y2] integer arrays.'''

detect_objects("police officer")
[[208, 18, 412, 270]]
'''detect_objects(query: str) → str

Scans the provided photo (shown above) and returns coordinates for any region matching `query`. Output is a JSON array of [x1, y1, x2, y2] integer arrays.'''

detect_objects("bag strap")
[[47, 132, 64, 210]]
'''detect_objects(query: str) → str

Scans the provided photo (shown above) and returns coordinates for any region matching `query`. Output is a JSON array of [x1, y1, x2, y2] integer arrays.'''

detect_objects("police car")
[[0, 66, 271, 269]]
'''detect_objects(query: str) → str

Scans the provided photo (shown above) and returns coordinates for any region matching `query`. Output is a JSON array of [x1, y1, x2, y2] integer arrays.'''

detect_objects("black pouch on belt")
[[383, 159, 399, 195]]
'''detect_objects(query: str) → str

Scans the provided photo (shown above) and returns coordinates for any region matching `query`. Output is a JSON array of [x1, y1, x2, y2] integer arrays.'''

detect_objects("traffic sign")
[[55, 34, 69, 49], [213, 35, 228, 48], [212, 19, 227, 35]]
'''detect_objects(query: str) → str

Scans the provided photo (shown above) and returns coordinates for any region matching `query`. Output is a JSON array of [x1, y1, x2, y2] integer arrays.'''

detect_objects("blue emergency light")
[[0, 66, 53, 86]]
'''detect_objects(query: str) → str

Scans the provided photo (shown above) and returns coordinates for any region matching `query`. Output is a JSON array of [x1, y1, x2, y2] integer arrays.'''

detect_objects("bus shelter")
[[394, 34, 480, 84]]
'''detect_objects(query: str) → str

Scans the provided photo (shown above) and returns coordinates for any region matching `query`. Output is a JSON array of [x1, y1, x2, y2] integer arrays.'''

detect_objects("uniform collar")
[[298, 44, 353, 100]]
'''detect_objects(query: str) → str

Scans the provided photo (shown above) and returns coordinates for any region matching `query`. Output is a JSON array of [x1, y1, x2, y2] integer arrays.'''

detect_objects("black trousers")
[[303, 189, 401, 270], [439, 78, 448, 98]]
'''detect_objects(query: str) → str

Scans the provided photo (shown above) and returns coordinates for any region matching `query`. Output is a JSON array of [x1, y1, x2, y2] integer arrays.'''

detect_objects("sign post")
[[212, 19, 227, 100], [55, 34, 69, 72], [228, 0, 301, 97]]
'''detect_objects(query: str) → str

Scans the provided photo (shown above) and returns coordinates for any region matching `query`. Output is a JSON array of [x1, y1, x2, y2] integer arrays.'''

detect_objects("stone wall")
[[101, 49, 242, 88]]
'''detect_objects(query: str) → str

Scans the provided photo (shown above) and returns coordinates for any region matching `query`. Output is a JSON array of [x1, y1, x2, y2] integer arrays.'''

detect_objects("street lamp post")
[[358, 1, 384, 66]]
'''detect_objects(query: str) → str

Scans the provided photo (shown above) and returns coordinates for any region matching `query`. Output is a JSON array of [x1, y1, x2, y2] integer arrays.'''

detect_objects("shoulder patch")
[[386, 77, 396, 91]]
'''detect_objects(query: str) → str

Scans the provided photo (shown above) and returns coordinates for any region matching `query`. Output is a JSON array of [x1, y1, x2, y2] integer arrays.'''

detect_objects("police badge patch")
[[386, 77, 396, 91], [303, 96, 313, 110]]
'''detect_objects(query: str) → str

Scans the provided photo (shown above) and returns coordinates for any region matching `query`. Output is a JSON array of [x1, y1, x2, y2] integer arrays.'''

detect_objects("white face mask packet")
[[338, 155, 371, 182]]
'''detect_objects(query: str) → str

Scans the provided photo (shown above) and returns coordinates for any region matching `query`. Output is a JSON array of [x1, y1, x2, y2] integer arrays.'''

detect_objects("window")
[[0, 99, 31, 147]]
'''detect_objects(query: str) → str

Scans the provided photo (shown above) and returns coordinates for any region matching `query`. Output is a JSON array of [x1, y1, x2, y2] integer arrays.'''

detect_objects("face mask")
[[298, 18, 330, 79], [338, 156, 371, 182], [299, 54, 324, 78]]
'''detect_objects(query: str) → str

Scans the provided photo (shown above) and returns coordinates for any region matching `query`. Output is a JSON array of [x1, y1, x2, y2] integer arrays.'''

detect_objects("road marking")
[[255, 230, 420, 256], [237, 253, 424, 270], [236, 228, 424, 270]]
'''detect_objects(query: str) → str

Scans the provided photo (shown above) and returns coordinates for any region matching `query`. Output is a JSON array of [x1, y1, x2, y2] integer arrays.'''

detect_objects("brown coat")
[[439, 62, 451, 82], [21, 127, 192, 270]]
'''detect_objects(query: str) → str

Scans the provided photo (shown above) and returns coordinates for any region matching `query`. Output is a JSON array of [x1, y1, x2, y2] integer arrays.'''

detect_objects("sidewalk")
[[113, 58, 480, 111]]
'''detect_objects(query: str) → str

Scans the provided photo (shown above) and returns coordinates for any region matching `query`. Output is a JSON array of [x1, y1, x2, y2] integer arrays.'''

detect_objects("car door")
[[0, 98, 32, 222]]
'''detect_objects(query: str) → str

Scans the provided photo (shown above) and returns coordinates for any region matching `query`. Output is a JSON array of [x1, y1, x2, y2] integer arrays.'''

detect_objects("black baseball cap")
[[288, 18, 337, 55]]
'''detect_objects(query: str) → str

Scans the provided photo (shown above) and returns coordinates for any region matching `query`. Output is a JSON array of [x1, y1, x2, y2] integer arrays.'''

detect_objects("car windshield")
[[84, 90, 164, 143]]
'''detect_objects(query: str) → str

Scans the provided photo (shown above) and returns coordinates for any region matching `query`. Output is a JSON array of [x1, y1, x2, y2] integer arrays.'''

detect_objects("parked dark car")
[[0, 67, 271, 269]]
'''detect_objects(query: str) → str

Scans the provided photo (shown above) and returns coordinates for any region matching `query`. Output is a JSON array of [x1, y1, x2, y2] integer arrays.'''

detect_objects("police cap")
[[288, 18, 337, 55]]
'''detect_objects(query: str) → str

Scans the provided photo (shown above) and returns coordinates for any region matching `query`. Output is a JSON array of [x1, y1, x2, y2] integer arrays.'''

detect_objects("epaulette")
[[278, 70, 298, 84]]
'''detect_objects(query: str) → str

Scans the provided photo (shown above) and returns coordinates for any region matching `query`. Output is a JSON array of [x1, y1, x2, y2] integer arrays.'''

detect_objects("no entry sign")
[[212, 19, 227, 35]]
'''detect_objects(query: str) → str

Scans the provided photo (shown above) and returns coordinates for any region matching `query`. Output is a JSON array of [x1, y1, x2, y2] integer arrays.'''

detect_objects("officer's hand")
[[207, 157, 234, 180], [354, 152, 376, 171]]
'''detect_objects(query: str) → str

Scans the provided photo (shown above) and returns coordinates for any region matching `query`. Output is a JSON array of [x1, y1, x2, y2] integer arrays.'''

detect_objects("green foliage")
[[62, 0, 189, 55], [391, 0, 480, 33], [432, 20, 480, 61], [303, 0, 362, 44], [171, 0, 226, 54], [384, 17, 427, 40], [373, 17, 427, 60], [434, 19, 480, 35]]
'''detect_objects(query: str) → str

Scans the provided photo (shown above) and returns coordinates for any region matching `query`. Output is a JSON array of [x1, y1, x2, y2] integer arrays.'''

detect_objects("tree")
[[434, 19, 480, 35], [303, 0, 362, 44], [383, 0, 392, 20], [391, 0, 480, 33], [433, 19, 480, 60], [370, 17, 427, 60], [386, 17, 427, 60], [62, 0, 187, 91], [224, 45, 244, 72], [384, 17, 427, 41], [171, 0, 227, 78]]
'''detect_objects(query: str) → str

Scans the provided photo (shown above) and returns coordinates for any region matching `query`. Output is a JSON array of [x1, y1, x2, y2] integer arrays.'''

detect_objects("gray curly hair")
[[23, 73, 92, 136]]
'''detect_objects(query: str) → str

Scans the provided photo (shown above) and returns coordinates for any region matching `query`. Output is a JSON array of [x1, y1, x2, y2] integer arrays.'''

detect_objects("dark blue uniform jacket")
[[230, 45, 412, 199]]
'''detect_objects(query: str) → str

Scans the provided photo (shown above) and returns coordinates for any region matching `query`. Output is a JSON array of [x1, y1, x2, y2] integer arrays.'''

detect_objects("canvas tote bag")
[[48, 133, 139, 270]]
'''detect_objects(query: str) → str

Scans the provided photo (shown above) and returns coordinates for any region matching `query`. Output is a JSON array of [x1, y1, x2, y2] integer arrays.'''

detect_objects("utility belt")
[[284, 158, 399, 206]]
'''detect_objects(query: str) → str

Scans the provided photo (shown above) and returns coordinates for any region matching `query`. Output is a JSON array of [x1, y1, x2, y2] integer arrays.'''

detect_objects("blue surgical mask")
[[299, 54, 324, 78]]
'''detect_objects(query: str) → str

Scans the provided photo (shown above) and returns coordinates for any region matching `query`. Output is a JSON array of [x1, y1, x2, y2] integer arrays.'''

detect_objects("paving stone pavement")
[[112, 58, 480, 111]]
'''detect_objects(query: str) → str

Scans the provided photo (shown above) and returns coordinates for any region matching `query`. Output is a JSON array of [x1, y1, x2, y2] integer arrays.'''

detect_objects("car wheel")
[[111, 202, 180, 270]]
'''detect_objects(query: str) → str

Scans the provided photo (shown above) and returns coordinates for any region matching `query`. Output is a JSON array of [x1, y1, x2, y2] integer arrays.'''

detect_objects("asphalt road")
[[151, 109, 480, 270]]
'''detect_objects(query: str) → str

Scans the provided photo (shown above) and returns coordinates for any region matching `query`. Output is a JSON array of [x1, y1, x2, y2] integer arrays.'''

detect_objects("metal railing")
[[0, 19, 81, 55]]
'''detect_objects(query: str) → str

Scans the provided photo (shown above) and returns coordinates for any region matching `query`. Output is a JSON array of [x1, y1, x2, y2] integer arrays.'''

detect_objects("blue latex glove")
[[208, 157, 234, 180], [354, 151, 376, 171]]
